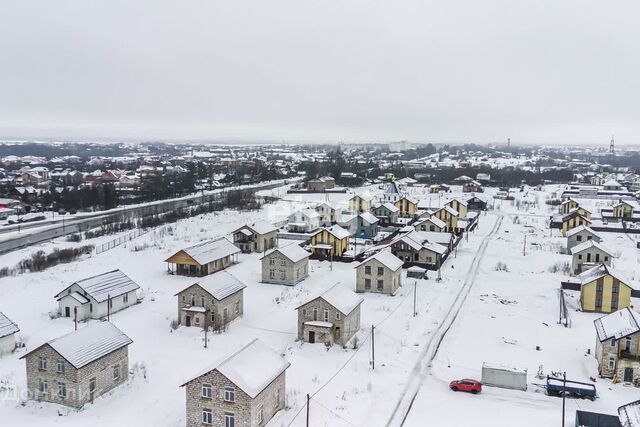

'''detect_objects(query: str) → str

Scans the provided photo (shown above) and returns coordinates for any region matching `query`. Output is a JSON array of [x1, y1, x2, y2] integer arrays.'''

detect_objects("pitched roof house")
[[260, 244, 310, 285], [373, 202, 400, 225], [571, 241, 615, 275], [310, 225, 350, 259], [594, 308, 640, 383], [0, 312, 19, 354], [287, 208, 320, 233], [355, 251, 404, 294], [165, 238, 241, 276], [566, 225, 602, 251], [232, 221, 278, 253], [580, 264, 633, 313]]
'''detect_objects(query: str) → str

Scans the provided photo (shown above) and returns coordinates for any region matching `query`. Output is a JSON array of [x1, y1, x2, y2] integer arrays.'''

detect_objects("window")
[[210, 312, 215, 322], [377, 267, 384, 276], [612, 300, 619, 309], [302, 308, 307, 316], [605, 256, 609, 261], [269, 258, 275, 265], [609, 357, 615, 370], [377, 280, 384, 290], [611, 338, 617, 347], [257, 404, 263, 424], [38, 379, 48, 393], [90, 303, 93, 313], [58, 382, 66, 398], [336, 312, 341, 320], [613, 284, 619, 293], [596, 283, 603, 292], [39, 357, 48, 371], [235, 301, 240, 314], [365, 279, 371, 289], [280, 259, 286, 266], [225, 413, 235, 427], [113, 365, 120, 381], [191, 294, 196, 306], [182, 295, 186, 302], [280, 271, 286, 280], [576, 235, 582, 242], [123, 293, 129, 304], [202, 408, 213, 425], [56, 360, 65, 374], [201, 296, 205, 307], [324, 310, 329, 322], [595, 298, 602, 308], [224, 387, 236, 402], [364, 266, 371, 274], [625, 337, 632, 351], [202, 383, 212, 398], [313, 309, 318, 321], [270, 269, 275, 278], [195, 316, 200, 325]]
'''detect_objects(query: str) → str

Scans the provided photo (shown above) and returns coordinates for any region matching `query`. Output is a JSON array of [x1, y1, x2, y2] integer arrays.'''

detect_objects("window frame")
[[224, 387, 236, 402]]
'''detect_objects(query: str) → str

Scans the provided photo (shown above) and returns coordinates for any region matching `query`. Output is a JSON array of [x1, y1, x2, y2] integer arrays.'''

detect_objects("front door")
[[186, 316, 191, 327], [624, 367, 634, 383], [65, 307, 70, 317], [309, 331, 316, 343]]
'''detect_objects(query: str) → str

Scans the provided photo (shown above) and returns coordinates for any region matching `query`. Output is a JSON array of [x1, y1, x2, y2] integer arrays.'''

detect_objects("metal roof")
[[261, 244, 310, 263], [169, 238, 241, 266], [56, 269, 140, 303], [0, 312, 19, 339], [190, 270, 246, 301]]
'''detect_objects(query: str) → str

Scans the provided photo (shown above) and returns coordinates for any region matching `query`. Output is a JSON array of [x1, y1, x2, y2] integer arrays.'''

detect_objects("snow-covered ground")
[[0, 183, 638, 426]]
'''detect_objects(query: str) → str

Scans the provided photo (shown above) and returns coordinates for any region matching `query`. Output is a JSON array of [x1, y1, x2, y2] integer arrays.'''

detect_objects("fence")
[[95, 227, 155, 254]]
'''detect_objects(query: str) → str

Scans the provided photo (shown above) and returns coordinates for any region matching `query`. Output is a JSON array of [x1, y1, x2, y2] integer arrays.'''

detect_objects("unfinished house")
[[260, 244, 310, 285], [0, 312, 19, 354], [21, 322, 132, 408], [355, 250, 404, 295], [394, 196, 418, 218], [309, 225, 350, 259], [296, 285, 363, 346], [348, 194, 373, 213], [571, 240, 614, 275], [165, 238, 241, 277], [175, 270, 246, 330], [561, 210, 592, 237], [342, 212, 380, 239], [433, 206, 459, 233], [286, 208, 320, 233], [315, 201, 342, 226], [373, 202, 400, 226], [232, 221, 277, 253], [560, 198, 580, 215], [55, 270, 140, 321], [307, 176, 335, 192], [580, 264, 634, 313], [566, 225, 603, 252], [594, 308, 640, 383], [414, 216, 446, 233], [181, 339, 289, 427], [612, 201, 637, 220]]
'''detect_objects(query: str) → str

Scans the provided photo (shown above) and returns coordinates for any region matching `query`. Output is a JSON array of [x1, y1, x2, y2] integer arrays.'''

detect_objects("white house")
[[570, 240, 615, 275], [287, 208, 321, 233], [0, 312, 19, 354], [315, 202, 342, 226], [55, 270, 140, 321]]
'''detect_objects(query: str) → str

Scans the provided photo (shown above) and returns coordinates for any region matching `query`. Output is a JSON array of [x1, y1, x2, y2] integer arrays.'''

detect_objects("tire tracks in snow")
[[385, 213, 504, 427]]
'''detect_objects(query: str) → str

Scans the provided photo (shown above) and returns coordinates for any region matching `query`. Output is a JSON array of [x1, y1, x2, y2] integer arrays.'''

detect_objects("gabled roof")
[[594, 308, 640, 342], [603, 179, 622, 187], [180, 271, 247, 301], [375, 202, 399, 213], [579, 264, 631, 288], [562, 210, 592, 222], [350, 193, 373, 202], [181, 339, 290, 399], [619, 399, 640, 427], [414, 216, 446, 230], [233, 221, 277, 236], [561, 197, 578, 206], [446, 198, 468, 207], [396, 196, 418, 205], [437, 206, 459, 217], [165, 238, 241, 266], [570, 240, 614, 257], [296, 284, 363, 316], [384, 181, 402, 194], [566, 225, 601, 239], [313, 224, 350, 240], [404, 230, 453, 246], [355, 250, 403, 271], [21, 322, 132, 369], [568, 206, 592, 215], [55, 269, 140, 303], [261, 244, 310, 263], [0, 312, 19, 339], [358, 212, 380, 225]]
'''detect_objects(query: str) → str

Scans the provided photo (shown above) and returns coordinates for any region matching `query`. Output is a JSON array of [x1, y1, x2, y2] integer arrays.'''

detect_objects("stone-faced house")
[[232, 222, 277, 254], [181, 339, 289, 427], [433, 206, 459, 233], [342, 212, 380, 239], [20, 322, 132, 408], [348, 194, 373, 213], [394, 196, 418, 218], [55, 270, 140, 322], [165, 238, 241, 277], [175, 271, 246, 330], [307, 176, 335, 192], [562, 210, 592, 237], [571, 240, 614, 275], [414, 216, 446, 233], [296, 284, 363, 346], [373, 202, 400, 226], [579, 265, 633, 313], [446, 199, 468, 218], [355, 251, 404, 294], [0, 312, 19, 355], [260, 244, 310, 285], [389, 232, 448, 269], [566, 225, 603, 252], [613, 201, 637, 220], [286, 208, 320, 233], [309, 225, 350, 259], [560, 198, 580, 215], [594, 308, 640, 383], [315, 202, 342, 226]]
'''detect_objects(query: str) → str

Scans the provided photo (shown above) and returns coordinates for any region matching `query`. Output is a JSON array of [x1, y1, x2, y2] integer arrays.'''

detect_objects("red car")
[[449, 379, 482, 394]]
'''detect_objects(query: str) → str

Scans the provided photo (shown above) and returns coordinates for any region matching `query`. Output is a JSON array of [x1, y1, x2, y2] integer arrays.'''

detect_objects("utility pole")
[[413, 281, 417, 317], [371, 325, 375, 370], [204, 327, 208, 349], [523, 234, 527, 256], [562, 372, 566, 427], [437, 258, 442, 282], [306, 394, 310, 427], [74, 307, 77, 331]]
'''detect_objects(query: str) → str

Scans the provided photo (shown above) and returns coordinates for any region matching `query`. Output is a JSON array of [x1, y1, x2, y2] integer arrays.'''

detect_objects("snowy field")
[[1, 183, 639, 426]]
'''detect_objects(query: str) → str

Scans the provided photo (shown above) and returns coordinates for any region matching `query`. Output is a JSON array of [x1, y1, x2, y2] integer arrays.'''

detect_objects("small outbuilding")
[[481, 363, 527, 391]]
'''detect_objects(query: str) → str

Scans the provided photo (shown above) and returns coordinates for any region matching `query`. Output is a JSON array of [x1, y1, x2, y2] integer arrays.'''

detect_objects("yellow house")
[[348, 195, 372, 213], [446, 199, 468, 218], [562, 211, 592, 237], [591, 175, 606, 186], [560, 198, 579, 215], [433, 206, 459, 232], [310, 225, 350, 258], [394, 197, 418, 218], [579, 264, 633, 313], [613, 201, 635, 219]]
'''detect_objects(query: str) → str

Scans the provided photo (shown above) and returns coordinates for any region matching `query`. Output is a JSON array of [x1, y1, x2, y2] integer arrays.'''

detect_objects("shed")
[[481, 363, 527, 391]]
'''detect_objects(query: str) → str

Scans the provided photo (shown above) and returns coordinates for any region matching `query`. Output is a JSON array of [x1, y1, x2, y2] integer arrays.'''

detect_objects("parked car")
[[449, 379, 482, 394]]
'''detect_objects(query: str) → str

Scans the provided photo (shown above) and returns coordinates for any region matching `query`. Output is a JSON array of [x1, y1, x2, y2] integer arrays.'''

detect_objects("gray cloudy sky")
[[0, 0, 638, 145]]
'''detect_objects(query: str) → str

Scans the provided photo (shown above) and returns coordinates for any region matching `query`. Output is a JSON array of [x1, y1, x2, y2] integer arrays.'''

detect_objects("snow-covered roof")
[[297, 284, 364, 315], [182, 339, 290, 399], [359, 212, 379, 225], [350, 193, 373, 202], [315, 224, 350, 240], [261, 244, 310, 263], [579, 264, 631, 288], [619, 399, 640, 427], [167, 238, 241, 266], [377, 202, 399, 213], [292, 208, 320, 220], [570, 240, 614, 256], [447, 198, 468, 207], [234, 221, 277, 236], [188, 271, 246, 301], [355, 250, 403, 271], [56, 269, 140, 303], [0, 312, 19, 339], [23, 322, 132, 369], [603, 179, 622, 187], [565, 225, 601, 239], [414, 216, 446, 230], [404, 230, 453, 246], [594, 308, 640, 342]]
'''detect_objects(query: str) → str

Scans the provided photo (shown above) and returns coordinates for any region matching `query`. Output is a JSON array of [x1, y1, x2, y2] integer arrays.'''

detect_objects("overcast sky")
[[0, 1, 638, 145]]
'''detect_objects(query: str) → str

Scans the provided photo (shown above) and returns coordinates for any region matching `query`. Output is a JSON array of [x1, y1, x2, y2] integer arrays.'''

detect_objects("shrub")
[[494, 262, 509, 272]]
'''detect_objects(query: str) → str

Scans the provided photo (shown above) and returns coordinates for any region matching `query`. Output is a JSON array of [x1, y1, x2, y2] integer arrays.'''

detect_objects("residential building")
[[232, 221, 278, 253], [462, 180, 483, 193], [260, 244, 310, 285], [560, 198, 580, 215], [309, 225, 350, 259], [580, 264, 633, 313], [355, 251, 403, 294], [433, 206, 459, 232], [372, 202, 400, 225], [562, 210, 592, 237], [20, 322, 132, 408], [342, 212, 380, 239], [296, 285, 363, 346], [315, 202, 342, 226], [307, 176, 335, 192], [381, 181, 403, 203], [619, 400, 640, 426], [389, 232, 448, 268], [571, 240, 614, 275], [0, 312, 19, 354], [394, 196, 418, 218], [175, 270, 246, 330], [612, 201, 637, 220], [446, 199, 468, 218], [594, 308, 640, 383], [591, 175, 606, 186], [566, 226, 603, 252], [348, 194, 373, 213], [165, 238, 241, 276], [181, 339, 289, 427], [286, 208, 320, 233], [414, 216, 446, 233], [55, 270, 140, 321]]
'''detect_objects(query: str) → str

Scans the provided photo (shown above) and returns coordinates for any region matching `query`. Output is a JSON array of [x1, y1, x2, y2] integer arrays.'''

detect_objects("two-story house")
[[348, 194, 373, 213], [232, 221, 277, 253], [341, 212, 380, 239], [315, 202, 342, 226], [372, 202, 400, 226], [594, 308, 640, 383], [580, 264, 634, 313], [260, 244, 310, 285], [571, 240, 615, 275], [354, 251, 403, 294], [414, 216, 446, 233], [309, 225, 350, 259], [394, 196, 418, 218], [566, 225, 603, 252], [286, 208, 320, 233]]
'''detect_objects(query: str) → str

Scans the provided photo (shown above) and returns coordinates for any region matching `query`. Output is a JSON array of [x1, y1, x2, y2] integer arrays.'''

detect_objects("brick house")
[[165, 238, 241, 276], [175, 271, 246, 330], [354, 251, 404, 295], [296, 284, 363, 346], [20, 322, 132, 408], [571, 240, 614, 275], [54, 269, 140, 321], [0, 311, 19, 354], [260, 244, 310, 285], [232, 221, 277, 253], [594, 308, 640, 383], [181, 339, 289, 427]]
